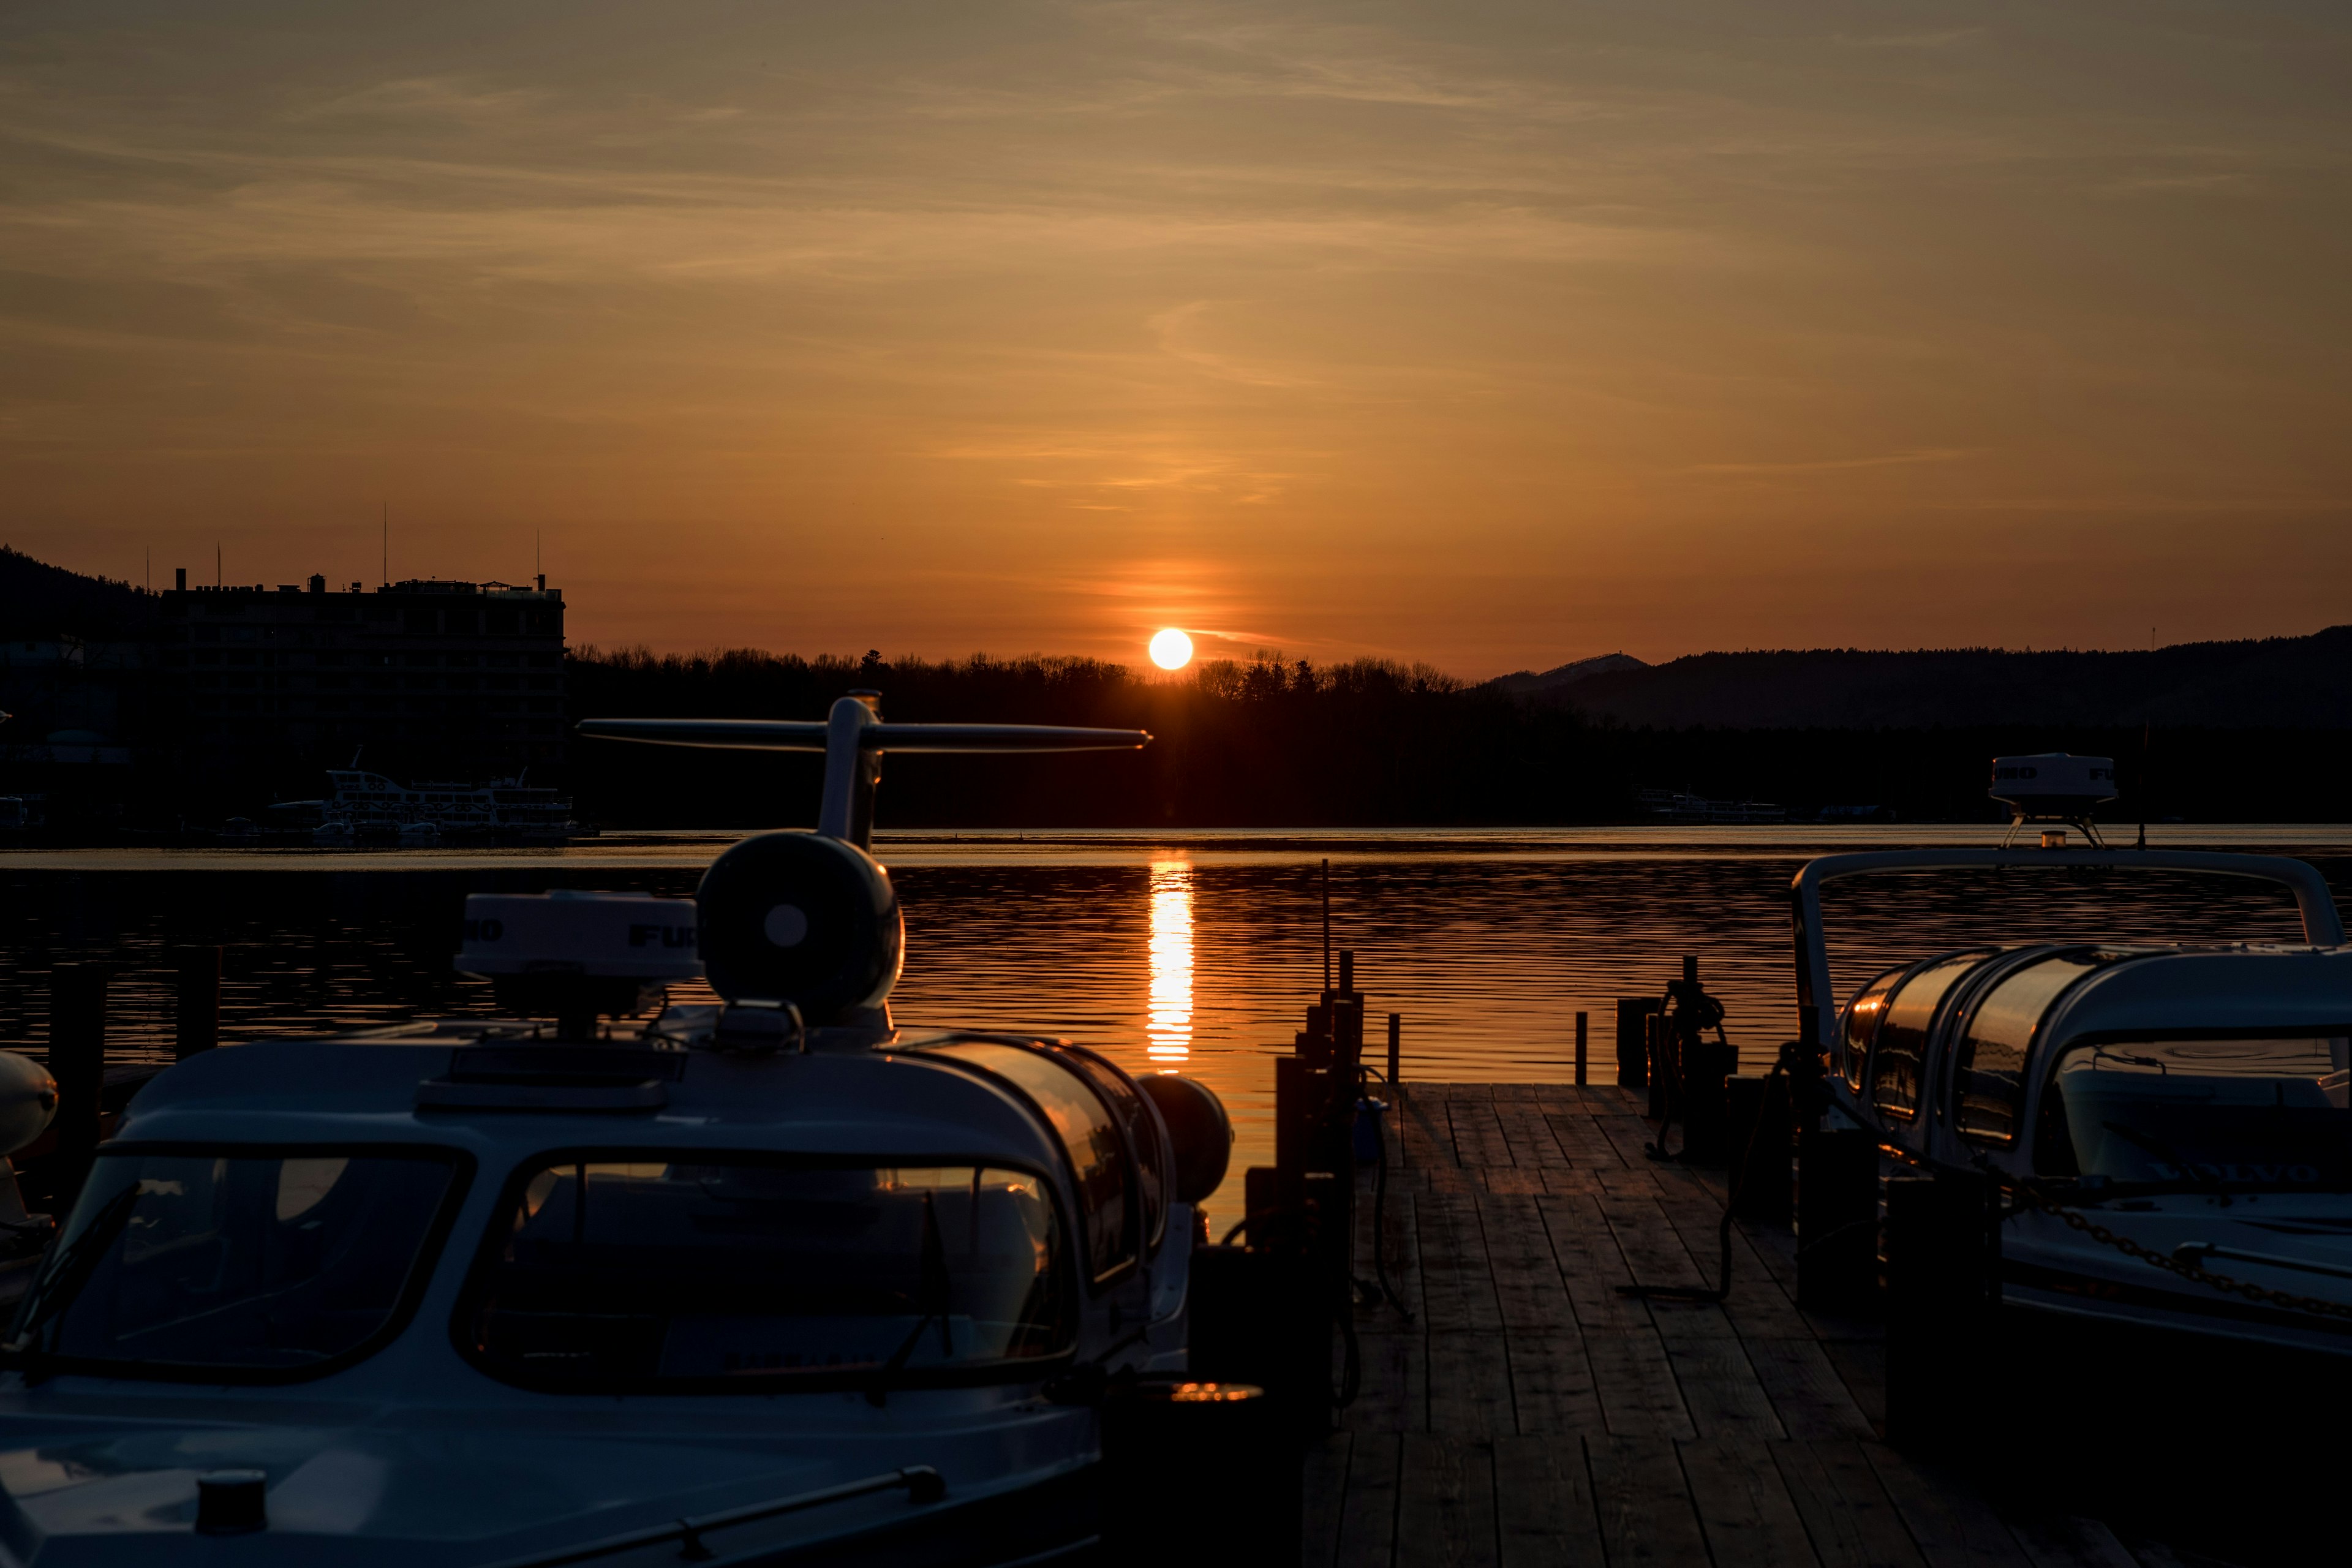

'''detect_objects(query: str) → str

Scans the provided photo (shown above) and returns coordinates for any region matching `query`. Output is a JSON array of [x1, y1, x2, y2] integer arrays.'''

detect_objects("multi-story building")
[[159, 573, 567, 796]]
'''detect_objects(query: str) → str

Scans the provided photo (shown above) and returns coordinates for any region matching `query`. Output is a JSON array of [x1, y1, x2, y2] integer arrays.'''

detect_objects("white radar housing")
[[1989, 753, 2117, 818], [458, 891, 703, 981]]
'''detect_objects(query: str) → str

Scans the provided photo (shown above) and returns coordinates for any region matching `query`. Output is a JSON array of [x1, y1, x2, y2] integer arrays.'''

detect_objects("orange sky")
[[4, 2, 2348, 675]]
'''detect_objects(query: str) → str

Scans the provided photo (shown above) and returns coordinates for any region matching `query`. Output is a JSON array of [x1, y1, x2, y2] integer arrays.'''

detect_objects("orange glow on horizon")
[[1, 4, 2344, 673]]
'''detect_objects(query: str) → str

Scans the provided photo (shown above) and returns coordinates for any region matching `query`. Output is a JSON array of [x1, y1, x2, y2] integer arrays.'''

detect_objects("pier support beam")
[[48, 963, 110, 1210]]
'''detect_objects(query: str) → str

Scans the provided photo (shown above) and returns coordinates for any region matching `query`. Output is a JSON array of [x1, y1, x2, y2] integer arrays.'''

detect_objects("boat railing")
[[476, 1466, 947, 1568], [1789, 846, 2348, 1051]]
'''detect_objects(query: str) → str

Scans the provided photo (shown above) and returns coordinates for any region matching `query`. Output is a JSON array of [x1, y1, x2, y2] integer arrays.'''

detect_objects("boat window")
[[1054, 1046, 1165, 1248], [1950, 952, 2108, 1144], [459, 1159, 1073, 1390], [1870, 951, 1995, 1122], [2035, 1037, 2352, 1189], [9, 1145, 467, 1381], [1842, 967, 1906, 1091], [914, 1042, 1135, 1281]]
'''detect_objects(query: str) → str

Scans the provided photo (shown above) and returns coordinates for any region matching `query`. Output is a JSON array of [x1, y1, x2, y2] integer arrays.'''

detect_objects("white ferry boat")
[[299, 769, 579, 845]]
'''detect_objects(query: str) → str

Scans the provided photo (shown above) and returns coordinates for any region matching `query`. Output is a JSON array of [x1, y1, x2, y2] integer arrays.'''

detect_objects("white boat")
[[1794, 841, 2352, 1355], [0, 697, 1260, 1563], [295, 768, 580, 843]]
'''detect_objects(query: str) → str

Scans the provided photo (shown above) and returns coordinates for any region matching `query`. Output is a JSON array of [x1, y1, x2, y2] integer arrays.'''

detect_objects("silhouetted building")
[[159, 573, 567, 798]]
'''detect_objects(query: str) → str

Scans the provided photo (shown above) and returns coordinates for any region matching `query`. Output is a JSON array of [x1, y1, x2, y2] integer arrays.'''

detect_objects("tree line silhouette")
[[566, 646, 2352, 826]]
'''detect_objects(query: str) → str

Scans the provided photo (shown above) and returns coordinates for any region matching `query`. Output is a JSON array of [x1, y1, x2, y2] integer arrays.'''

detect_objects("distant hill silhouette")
[[1492, 630, 2352, 729], [0, 545, 153, 640], [1491, 651, 1649, 695]]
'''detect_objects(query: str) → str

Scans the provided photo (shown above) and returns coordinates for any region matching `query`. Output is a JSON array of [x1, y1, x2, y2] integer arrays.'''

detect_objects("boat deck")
[[1306, 1082, 2228, 1568]]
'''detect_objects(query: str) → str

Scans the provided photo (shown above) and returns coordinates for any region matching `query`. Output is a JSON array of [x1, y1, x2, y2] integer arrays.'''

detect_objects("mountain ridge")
[[1488, 627, 2352, 729]]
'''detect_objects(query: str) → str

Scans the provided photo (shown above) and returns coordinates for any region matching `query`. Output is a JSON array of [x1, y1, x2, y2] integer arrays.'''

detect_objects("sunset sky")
[[4, 2, 2347, 674]]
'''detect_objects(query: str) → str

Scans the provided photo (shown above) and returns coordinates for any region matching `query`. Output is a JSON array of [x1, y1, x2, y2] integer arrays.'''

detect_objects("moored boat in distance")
[[285, 767, 586, 845]]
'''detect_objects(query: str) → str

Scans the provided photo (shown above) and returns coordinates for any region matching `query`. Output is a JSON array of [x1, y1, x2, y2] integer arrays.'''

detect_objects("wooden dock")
[[1305, 1082, 2226, 1568]]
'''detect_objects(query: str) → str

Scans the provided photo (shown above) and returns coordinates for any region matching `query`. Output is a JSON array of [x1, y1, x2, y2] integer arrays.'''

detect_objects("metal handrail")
[[1789, 848, 2347, 1051], [476, 1466, 946, 1568]]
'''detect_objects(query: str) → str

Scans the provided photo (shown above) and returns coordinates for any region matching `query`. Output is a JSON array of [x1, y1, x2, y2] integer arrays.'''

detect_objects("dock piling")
[[1614, 997, 1656, 1088], [175, 944, 222, 1058], [1574, 1010, 1588, 1085], [1385, 1012, 1400, 1087], [49, 963, 110, 1208]]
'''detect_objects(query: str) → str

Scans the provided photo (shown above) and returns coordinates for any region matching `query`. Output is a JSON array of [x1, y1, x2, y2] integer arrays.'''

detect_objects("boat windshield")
[[7, 1145, 466, 1380], [2037, 1038, 2352, 1190], [459, 1158, 1074, 1390]]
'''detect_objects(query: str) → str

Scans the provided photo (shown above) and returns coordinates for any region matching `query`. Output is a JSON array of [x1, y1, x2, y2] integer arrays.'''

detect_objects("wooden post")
[[1727, 1072, 1793, 1224], [175, 945, 222, 1058], [1614, 998, 1655, 1088], [50, 963, 108, 1210], [1796, 1123, 1879, 1311], [1385, 1012, 1400, 1088], [1574, 1011, 1588, 1087]]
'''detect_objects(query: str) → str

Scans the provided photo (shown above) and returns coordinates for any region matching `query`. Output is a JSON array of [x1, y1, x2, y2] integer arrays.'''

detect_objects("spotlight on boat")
[[1135, 1073, 1233, 1203], [697, 829, 904, 1027]]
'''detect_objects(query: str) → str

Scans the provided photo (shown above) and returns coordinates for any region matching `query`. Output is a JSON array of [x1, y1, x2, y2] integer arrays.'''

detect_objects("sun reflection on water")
[[1145, 859, 1194, 1065]]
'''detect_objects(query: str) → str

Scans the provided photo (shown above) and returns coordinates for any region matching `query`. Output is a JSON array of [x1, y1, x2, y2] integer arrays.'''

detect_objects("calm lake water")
[[7, 826, 2349, 1224]]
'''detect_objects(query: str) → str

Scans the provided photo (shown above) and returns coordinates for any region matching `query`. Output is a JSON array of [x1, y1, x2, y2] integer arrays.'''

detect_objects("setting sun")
[[1148, 628, 1194, 671]]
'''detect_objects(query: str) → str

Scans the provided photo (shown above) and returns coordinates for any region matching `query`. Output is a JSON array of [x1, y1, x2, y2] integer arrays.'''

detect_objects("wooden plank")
[[1450, 1098, 1517, 1168], [1583, 1331, 1697, 1441], [1504, 1333, 1603, 1436], [1599, 1197, 1738, 1342], [1350, 1330, 1427, 1434], [1419, 1191, 1504, 1335], [1741, 1338, 1873, 1441], [1586, 1434, 1714, 1568], [1305, 1433, 1352, 1568], [1397, 1434, 1499, 1568], [1336, 1431, 1402, 1568], [1481, 1170, 1550, 1196], [1401, 1093, 1455, 1170], [1679, 1438, 1819, 1568], [1819, 1338, 1888, 1437], [1534, 1196, 1648, 1337], [1654, 1202, 1810, 1340], [1770, 1439, 1925, 1568], [1864, 1445, 2035, 1568], [1544, 1115, 1622, 1169], [1479, 1194, 1570, 1334], [1657, 1334, 1787, 1441], [1494, 1436, 1607, 1568], [2007, 1517, 2144, 1568], [1594, 1112, 1665, 1170], [1362, 1185, 1423, 1327], [1428, 1330, 1515, 1439], [1496, 1102, 1573, 1167]]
